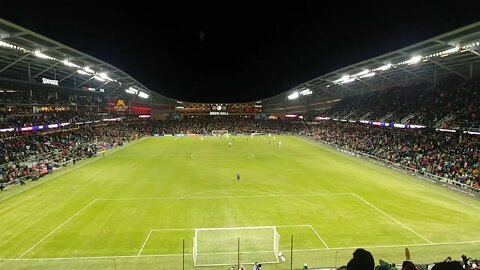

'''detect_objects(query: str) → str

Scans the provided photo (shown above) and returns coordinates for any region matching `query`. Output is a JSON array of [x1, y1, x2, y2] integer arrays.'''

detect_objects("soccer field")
[[1, 135, 480, 270]]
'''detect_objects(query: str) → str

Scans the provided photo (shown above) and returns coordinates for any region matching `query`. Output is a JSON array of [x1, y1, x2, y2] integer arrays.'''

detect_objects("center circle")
[[190, 150, 255, 161]]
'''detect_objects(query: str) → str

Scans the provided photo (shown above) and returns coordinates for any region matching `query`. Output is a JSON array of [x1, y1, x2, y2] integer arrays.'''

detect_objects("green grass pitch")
[[1, 135, 480, 270]]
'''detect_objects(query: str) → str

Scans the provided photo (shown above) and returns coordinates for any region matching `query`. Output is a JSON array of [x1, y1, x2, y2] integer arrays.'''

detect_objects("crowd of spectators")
[[300, 121, 480, 190], [0, 121, 148, 190], [325, 75, 480, 129], [150, 116, 293, 135], [335, 248, 479, 270], [1, 116, 480, 191], [0, 112, 109, 129]]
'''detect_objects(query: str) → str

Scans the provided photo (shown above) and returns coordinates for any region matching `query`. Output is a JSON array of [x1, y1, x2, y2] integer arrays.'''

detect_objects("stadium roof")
[[264, 21, 480, 112], [1, 18, 480, 110], [0, 18, 174, 103]]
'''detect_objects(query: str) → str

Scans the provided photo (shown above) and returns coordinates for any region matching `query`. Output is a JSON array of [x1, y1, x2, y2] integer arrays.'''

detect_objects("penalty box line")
[[16, 193, 430, 259], [351, 193, 433, 244], [138, 224, 329, 256], [18, 193, 344, 259], [16, 199, 99, 259]]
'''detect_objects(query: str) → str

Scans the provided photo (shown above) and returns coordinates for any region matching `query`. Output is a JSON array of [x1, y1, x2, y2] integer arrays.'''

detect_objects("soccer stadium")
[[1, 16, 480, 270]]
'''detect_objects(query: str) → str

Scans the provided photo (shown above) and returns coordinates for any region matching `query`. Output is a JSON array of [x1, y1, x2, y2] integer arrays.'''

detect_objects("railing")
[[380, 112, 393, 122], [401, 113, 415, 123], [435, 114, 454, 128]]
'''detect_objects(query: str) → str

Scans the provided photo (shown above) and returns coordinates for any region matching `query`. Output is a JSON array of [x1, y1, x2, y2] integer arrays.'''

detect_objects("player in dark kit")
[[236, 173, 240, 182]]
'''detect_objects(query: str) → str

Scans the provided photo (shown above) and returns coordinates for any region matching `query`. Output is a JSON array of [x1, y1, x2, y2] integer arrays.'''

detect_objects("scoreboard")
[[209, 104, 229, 115]]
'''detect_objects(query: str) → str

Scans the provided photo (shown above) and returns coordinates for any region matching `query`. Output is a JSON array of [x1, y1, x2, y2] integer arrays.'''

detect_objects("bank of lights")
[[288, 88, 312, 100], [34, 50, 57, 61], [138, 91, 149, 99], [125, 87, 138, 94]]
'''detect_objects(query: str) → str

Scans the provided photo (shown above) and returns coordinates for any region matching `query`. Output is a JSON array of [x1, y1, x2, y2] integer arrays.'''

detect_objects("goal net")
[[193, 226, 281, 267], [211, 130, 229, 136]]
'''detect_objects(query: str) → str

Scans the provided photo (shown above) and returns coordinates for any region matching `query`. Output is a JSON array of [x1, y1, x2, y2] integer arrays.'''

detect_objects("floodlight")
[[125, 87, 138, 94], [359, 72, 375, 78], [287, 91, 299, 100], [333, 75, 350, 84], [83, 67, 95, 74], [299, 89, 312, 95], [63, 60, 80, 68], [343, 77, 355, 83], [0, 40, 14, 49], [98, 72, 113, 81], [93, 75, 105, 82], [138, 91, 149, 99], [407, 56, 422, 64], [77, 69, 90, 75], [375, 63, 392, 71], [34, 50, 55, 60], [353, 70, 369, 77]]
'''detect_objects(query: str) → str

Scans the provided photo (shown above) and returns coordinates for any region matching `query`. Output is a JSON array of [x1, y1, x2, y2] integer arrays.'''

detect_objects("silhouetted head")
[[346, 248, 374, 270]]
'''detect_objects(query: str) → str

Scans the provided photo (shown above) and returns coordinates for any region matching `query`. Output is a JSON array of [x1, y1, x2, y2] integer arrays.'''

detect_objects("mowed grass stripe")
[[0, 135, 479, 269]]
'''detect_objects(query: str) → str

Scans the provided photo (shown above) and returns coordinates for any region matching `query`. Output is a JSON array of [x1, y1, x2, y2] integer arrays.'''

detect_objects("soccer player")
[[236, 172, 240, 182], [278, 141, 282, 147], [229, 142, 232, 148]]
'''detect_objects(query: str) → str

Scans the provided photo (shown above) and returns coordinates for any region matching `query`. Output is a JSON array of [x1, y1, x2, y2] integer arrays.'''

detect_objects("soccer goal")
[[193, 226, 281, 267], [211, 130, 229, 136]]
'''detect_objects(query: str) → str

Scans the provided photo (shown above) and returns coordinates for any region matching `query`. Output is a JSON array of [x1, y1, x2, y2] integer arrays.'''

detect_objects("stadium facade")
[[1, 18, 480, 121]]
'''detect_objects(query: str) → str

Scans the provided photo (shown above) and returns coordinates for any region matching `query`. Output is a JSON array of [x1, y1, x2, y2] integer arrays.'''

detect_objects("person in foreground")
[[347, 248, 375, 270]]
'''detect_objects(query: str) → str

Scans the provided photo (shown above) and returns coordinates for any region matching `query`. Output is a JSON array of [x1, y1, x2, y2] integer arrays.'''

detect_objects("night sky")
[[1, 1, 479, 102]]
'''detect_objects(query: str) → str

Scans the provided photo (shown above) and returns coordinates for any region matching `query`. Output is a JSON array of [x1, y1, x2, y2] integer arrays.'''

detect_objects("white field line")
[[16, 199, 98, 259], [352, 193, 433, 244], [181, 188, 276, 198], [96, 192, 354, 201], [309, 225, 329, 249], [151, 228, 195, 232], [137, 230, 153, 256], [0, 137, 147, 204], [298, 136, 480, 211], [151, 224, 312, 232], [5, 240, 480, 262]]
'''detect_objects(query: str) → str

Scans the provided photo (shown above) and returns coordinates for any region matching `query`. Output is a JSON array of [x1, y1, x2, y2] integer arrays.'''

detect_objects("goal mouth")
[[211, 130, 229, 136], [193, 226, 281, 267]]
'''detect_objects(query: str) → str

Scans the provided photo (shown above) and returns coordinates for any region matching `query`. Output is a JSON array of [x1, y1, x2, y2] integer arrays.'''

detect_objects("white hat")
[[304, 262, 308, 266]]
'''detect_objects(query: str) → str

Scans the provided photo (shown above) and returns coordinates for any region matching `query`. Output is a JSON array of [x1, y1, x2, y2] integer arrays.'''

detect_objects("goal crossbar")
[[193, 226, 280, 267], [194, 225, 276, 231]]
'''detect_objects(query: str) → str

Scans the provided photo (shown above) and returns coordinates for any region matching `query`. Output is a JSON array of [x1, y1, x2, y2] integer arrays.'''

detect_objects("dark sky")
[[2, 1, 480, 102]]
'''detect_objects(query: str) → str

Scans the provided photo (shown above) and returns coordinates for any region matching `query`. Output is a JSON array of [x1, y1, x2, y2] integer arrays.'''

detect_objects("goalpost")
[[211, 130, 229, 137], [192, 226, 281, 267]]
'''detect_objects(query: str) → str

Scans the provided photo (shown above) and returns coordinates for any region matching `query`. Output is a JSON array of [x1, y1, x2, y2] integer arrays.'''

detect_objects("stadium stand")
[[2, 17, 480, 270]]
